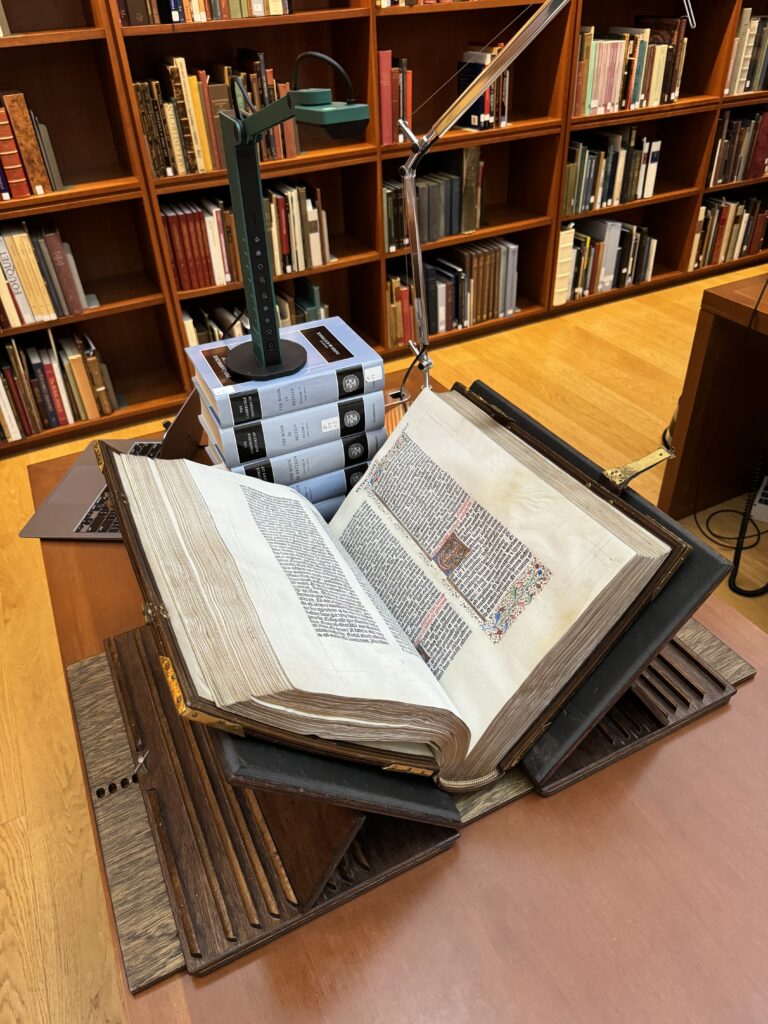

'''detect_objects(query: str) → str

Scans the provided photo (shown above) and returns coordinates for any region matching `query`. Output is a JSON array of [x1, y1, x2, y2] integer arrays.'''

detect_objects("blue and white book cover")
[[187, 316, 385, 429]]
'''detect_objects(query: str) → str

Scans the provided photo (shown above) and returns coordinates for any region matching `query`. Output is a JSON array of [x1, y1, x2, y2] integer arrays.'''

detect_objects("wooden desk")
[[30, 455, 768, 1024], [659, 272, 768, 519]]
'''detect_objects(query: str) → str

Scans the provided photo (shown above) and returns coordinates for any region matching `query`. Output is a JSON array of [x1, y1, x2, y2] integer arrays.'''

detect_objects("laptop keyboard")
[[74, 440, 162, 536]]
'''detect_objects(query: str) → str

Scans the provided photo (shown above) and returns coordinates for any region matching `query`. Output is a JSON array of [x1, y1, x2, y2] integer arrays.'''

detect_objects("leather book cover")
[[216, 731, 461, 828], [461, 381, 729, 787], [43, 226, 84, 314], [0, 107, 31, 200], [1, 94, 52, 196]]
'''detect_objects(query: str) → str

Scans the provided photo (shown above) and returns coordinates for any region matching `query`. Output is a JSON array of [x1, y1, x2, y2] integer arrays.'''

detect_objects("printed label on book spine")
[[230, 391, 263, 425], [301, 325, 353, 363], [339, 398, 366, 436], [335, 364, 365, 400], [344, 433, 370, 465], [233, 421, 266, 462]]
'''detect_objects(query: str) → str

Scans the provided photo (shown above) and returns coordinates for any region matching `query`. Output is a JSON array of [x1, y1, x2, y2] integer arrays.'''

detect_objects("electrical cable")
[[678, 273, 768, 594]]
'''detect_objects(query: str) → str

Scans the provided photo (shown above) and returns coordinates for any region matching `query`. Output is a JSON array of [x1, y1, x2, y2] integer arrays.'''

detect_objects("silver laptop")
[[21, 391, 202, 542]]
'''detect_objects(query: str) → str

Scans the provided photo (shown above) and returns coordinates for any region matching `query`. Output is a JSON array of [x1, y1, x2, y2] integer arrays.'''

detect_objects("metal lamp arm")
[[399, 0, 571, 386]]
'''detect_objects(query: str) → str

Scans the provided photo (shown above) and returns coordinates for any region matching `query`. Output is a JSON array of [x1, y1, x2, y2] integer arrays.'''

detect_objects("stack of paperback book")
[[189, 317, 387, 519]]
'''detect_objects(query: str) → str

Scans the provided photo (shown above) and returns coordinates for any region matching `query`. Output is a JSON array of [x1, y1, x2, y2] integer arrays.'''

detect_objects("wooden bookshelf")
[[0, 0, 188, 455], [2, 0, 768, 454]]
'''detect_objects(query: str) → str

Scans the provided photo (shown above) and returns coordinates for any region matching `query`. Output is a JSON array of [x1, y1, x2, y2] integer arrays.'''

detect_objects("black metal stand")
[[226, 338, 307, 382]]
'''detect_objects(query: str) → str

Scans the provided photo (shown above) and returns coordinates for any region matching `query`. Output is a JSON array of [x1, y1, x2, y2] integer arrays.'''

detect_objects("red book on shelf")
[[390, 68, 400, 143], [0, 106, 32, 201], [165, 206, 195, 290], [180, 203, 211, 288], [398, 284, 411, 345], [378, 50, 393, 146], [406, 69, 413, 127], [219, 0, 231, 16], [711, 204, 730, 265], [41, 355, 68, 426], [42, 225, 84, 314], [1, 93, 52, 196], [1, 365, 33, 436], [190, 203, 215, 286], [747, 115, 768, 180]]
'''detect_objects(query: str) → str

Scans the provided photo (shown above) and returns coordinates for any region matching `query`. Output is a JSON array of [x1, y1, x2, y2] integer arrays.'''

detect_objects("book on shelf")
[[134, 52, 299, 180], [99, 384, 690, 790], [0, 93, 63, 200], [385, 272, 416, 350], [725, 9, 768, 96], [276, 278, 329, 328], [0, 221, 95, 330], [573, 18, 688, 117], [386, 237, 518, 348], [187, 317, 384, 429], [0, 3, 11, 36], [161, 198, 240, 292], [119, 0, 291, 27], [456, 43, 512, 132], [161, 183, 331, 292], [557, 218, 658, 302], [688, 195, 768, 271], [0, 331, 116, 443], [377, 51, 413, 146], [552, 223, 576, 307], [708, 110, 768, 186], [182, 304, 248, 346], [563, 128, 662, 216], [383, 149, 484, 250]]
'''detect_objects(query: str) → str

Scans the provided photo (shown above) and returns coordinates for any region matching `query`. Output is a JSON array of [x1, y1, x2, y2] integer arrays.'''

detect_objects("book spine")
[[167, 67, 198, 174], [232, 428, 388, 483], [205, 352, 384, 428], [84, 351, 113, 415], [378, 51, 393, 146], [0, 235, 35, 324], [43, 228, 82, 313], [0, 108, 31, 200], [42, 360, 68, 425], [2, 364, 32, 435], [212, 391, 386, 465], [29, 359, 57, 427]]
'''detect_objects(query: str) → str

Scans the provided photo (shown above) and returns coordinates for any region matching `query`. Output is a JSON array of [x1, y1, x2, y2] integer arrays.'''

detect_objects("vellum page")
[[331, 389, 669, 778], [114, 455, 466, 765]]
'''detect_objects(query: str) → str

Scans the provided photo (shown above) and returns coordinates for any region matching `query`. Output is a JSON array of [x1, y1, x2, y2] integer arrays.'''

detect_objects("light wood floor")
[[1, 266, 766, 1024]]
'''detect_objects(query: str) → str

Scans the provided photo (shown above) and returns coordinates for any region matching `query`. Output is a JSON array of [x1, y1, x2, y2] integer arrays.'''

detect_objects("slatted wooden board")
[[66, 654, 185, 993]]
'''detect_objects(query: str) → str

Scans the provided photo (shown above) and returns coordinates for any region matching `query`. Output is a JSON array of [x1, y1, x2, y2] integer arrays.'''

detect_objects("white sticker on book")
[[364, 366, 383, 383], [321, 416, 340, 433]]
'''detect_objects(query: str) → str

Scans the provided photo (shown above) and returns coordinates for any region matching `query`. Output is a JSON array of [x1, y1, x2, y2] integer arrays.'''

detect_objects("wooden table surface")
[[29, 449, 768, 1024]]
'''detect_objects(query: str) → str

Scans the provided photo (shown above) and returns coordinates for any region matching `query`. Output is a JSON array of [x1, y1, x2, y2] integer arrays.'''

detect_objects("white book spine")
[[0, 373, 22, 440]]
